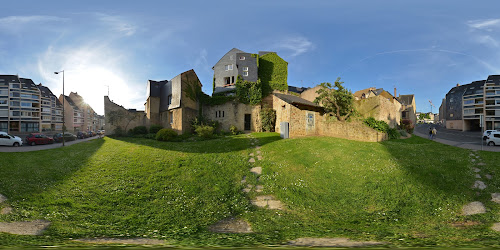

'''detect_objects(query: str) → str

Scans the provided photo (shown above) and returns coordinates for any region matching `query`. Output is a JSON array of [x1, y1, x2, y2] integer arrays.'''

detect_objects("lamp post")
[[54, 70, 65, 146]]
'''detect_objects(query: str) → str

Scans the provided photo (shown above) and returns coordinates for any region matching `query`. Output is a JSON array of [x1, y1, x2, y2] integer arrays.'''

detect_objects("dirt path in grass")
[[0, 193, 51, 235]]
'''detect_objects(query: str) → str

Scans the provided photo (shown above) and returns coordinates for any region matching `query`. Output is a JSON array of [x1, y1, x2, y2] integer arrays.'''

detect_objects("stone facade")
[[203, 101, 261, 132], [299, 85, 321, 103], [354, 95, 402, 128], [397, 94, 417, 126], [273, 94, 386, 142]]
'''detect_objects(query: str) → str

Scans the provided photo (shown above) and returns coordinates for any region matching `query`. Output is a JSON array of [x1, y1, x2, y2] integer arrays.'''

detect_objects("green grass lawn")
[[0, 134, 499, 247]]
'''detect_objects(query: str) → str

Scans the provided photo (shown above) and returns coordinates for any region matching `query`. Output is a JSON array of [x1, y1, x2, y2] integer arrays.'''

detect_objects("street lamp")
[[54, 70, 65, 147]]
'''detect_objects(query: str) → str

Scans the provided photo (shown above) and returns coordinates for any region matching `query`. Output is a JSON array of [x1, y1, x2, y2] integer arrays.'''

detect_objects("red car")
[[25, 133, 54, 146]]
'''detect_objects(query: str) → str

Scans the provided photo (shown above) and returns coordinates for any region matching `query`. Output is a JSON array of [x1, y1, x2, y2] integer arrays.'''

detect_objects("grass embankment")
[[0, 134, 499, 247]]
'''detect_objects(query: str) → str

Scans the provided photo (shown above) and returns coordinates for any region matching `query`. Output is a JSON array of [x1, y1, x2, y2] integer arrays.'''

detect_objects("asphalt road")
[[415, 124, 484, 146], [0, 136, 101, 152]]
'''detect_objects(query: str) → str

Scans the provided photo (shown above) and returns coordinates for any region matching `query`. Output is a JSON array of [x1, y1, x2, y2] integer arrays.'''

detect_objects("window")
[[20, 102, 31, 107], [10, 101, 19, 106], [168, 95, 172, 105], [450, 113, 454, 117], [0, 90, 7, 95], [225, 64, 233, 71], [10, 111, 19, 116], [0, 110, 7, 117], [239, 56, 245, 60], [170, 112, 173, 124], [0, 100, 6, 105], [464, 99, 474, 105], [243, 67, 248, 71], [243, 72, 248, 76], [10, 83, 20, 89]]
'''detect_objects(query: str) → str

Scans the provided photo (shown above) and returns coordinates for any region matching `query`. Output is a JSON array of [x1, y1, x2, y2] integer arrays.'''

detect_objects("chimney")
[[456, 83, 460, 87], [394, 87, 397, 98]]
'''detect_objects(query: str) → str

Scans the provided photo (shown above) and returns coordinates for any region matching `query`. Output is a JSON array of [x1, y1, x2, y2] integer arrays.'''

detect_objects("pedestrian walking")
[[432, 127, 437, 139], [428, 127, 433, 139]]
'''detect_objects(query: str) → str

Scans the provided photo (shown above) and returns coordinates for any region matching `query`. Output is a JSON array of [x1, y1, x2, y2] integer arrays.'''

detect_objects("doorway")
[[244, 114, 251, 131]]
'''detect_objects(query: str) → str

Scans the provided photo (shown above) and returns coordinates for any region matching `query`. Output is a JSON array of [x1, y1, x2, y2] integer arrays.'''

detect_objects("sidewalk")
[[0, 136, 101, 153], [413, 130, 500, 152]]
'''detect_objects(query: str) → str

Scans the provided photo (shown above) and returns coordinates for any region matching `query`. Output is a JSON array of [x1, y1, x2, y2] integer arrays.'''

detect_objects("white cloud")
[[475, 35, 499, 47], [274, 36, 314, 57], [97, 13, 137, 36], [467, 19, 500, 31]]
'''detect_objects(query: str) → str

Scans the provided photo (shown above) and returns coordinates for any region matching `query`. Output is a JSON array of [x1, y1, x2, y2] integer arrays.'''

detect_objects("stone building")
[[353, 88, 402, 128], [397, 94, 417, 126], [213, 48, 259, 94], [444, 83, 469, 130], [60, 95, 84, 133], [69, 92, 100, 132]]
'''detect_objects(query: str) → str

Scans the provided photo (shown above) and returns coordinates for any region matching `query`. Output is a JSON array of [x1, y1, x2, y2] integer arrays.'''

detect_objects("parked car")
[[0, 131, 23, 147], [25, 133, 54, 146], [77, 131, 88, 139], [486, 132, 500, 146], [53, 133, 77, 143], [483, 130, 497, 140], [87, 131, 94, 137], [97, 130, 105, 135]]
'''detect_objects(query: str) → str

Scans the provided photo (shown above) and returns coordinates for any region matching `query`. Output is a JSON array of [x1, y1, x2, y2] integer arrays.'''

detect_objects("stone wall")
[[274, 94, 386, 142], [317, 118, 388, 142], [355, 95, 401, 128], [446, 120, 463, 130], [104, 96, 146, 134], [202, 101, 261, 132]]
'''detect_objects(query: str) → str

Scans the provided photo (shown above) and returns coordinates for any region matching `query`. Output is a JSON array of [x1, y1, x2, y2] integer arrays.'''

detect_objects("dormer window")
[[239, 56, 245, 60]]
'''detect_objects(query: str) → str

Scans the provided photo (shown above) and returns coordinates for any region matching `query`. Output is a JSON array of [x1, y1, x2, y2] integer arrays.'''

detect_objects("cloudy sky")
[[1, 0, 499, 115]]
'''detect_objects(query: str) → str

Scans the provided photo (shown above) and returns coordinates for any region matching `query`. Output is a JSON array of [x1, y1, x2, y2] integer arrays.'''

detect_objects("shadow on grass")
[[381, 135, 474, 198], [109, 132, 283, 154], [0, 139, 105, 200]]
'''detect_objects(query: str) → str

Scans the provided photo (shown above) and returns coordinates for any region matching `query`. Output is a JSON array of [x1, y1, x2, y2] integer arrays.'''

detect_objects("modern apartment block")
[[60, 95, 85, 133], [37, 84, 63, 132], [0, 75, 41, 133], [68, 92, 100, 132], [483, 75, 500, 130], [442, 75, 500, 131]]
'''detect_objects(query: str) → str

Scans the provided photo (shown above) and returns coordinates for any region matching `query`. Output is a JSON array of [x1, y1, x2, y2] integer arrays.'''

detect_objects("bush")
[[149, 125, 163, 134], [113, 126, 125, 136], [156, 128, 178, 141], [399, 130, 408, 137], [195, 125, 214, 138], [229, 125, 239, 135], [401, 119, 414, 134], [133, 126, 148, 135], [363, 117, 390, 132], [191, 116, 220, 133], [387, 128, 401, 140]]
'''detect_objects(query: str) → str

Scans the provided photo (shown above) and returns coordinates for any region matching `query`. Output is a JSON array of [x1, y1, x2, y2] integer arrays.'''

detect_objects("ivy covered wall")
[[258, 53, 288, 96]]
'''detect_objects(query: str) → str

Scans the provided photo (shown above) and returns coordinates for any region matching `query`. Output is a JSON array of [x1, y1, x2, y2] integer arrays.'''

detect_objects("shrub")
[[191, 116, 220, 133], [399, 130, 408, 137], [387, 128, 401, 140], [195, 125, 214, 138], [132, 126, 148, 135], [156, 128, 178, 141], [260, 106, 276, 132], [363, 117, 390, 132], [149, 125, 163, 134], [113, 126, 125, 136], [401, 119, 414, 134], [229, 125, 239, 135]]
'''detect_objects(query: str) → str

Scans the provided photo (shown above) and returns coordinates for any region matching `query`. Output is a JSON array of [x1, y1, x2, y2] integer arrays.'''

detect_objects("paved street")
[[414, 124, 500, 152], [0, 136, 101, 153], [415, 124, 483, 146]]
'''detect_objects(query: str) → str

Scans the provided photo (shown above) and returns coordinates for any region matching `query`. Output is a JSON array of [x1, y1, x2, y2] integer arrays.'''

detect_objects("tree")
[[314, 77, 355, 121], [418, 113, 430, 120]]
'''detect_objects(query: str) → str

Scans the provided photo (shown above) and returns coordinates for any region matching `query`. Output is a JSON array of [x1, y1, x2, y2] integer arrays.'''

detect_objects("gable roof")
[[274, 93, 321, 108], [397, 94, 414, 106], [63, 96, 80, 111], [212, 48, 246, 69]]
